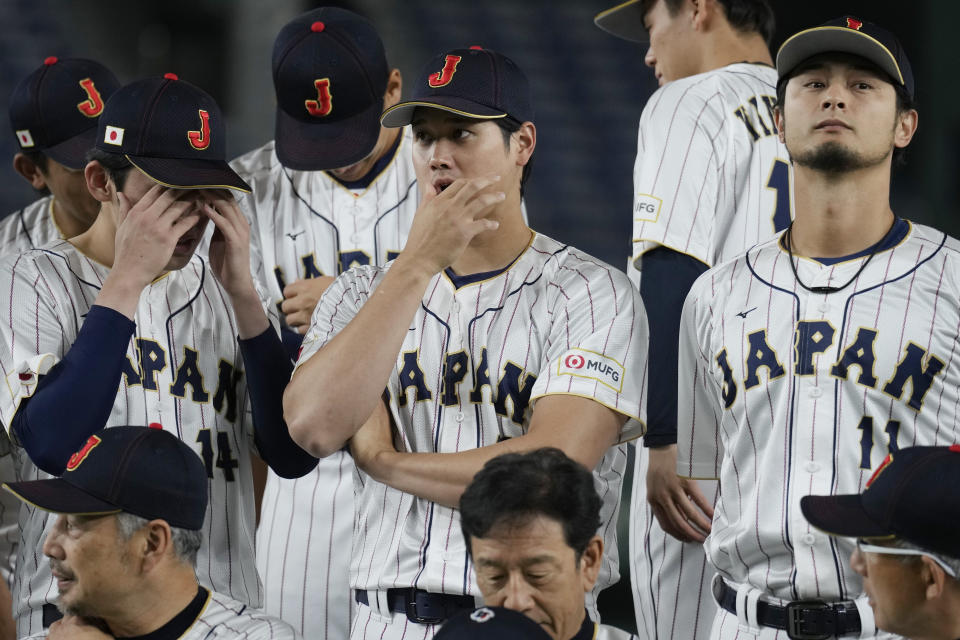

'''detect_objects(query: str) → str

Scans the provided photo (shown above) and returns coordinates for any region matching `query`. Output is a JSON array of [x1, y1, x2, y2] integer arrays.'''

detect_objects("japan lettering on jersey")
[[678, 223, 960, 601], [0, 242, 273, 637], [631, 63, 791, 272], [298, 233, 648, 608], [0, 196, 62, 254], [230, 129, 418, 310]]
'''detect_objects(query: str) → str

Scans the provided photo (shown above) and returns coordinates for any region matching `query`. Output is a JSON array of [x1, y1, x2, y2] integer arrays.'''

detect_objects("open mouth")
[[433, 178, 454, 195]]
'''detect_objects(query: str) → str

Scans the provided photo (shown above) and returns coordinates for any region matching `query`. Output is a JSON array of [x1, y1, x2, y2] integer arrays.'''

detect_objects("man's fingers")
[[652, 500, 703, 543], [170, 213, 203, 238], [685, 480, 716, 521], [675, 489, 713, 534]]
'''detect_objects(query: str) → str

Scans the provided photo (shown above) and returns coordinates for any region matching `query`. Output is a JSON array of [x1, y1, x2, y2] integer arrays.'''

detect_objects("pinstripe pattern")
[[230, 130, 418, 640], [679, 224, 960, 607], [629, 63, 791, 640], [298, 233, 647, 636], [0, 241, 269, 638], [0, 196, 62, 589]]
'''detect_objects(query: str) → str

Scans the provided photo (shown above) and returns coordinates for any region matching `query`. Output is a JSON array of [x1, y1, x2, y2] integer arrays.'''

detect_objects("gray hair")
[[892, 538, 960, 579], [114, 512, 203, 567]]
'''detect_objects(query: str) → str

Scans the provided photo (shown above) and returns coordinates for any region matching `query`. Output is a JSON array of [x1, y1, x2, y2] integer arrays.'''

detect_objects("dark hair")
[[21, 149, 49, 174], [85, 147, 134, 191], [775, 57, 917, 165], [459, 448, 601, 559], [643, 0, 775, 45], [495, 118, 533, 198]]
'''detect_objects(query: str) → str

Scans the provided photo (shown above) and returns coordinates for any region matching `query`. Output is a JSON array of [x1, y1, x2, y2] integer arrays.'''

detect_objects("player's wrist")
[[389, 254, 439, 286]]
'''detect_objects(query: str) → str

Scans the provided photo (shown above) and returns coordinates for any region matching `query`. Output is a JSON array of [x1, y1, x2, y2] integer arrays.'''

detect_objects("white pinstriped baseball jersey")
[[0, 196, 60, 588], [678, 223, 960, 602], [298, 233, 648, 621], [631, 63, 790, 271], [23, 589, 300, 640], [628, 62, 791, 640], [230, 130, 417, 640], [0, 240, 272, 637], [0, 196, 62, 254]]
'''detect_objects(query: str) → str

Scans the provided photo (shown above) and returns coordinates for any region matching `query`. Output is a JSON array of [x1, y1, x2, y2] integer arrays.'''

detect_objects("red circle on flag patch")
[[311, 21, 325, 32], [18, 373, 31, 381], [109, 131, 118, 140], [44, 56, 58, 65], [148, 422, 163, 430], [564, 354, 585, 369]]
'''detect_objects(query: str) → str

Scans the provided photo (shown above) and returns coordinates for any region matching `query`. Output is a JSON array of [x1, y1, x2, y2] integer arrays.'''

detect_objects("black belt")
[[355, 588, 476, 624], [715, 579, 861, 640]]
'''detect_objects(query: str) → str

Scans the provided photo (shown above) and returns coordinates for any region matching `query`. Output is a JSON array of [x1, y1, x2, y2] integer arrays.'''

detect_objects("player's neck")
[[789, 165, 896, 258], [701, 31, 773, 72], [50, 198, 92, 240], [104, 573, 200, 636], [450, 197, 530, 275]]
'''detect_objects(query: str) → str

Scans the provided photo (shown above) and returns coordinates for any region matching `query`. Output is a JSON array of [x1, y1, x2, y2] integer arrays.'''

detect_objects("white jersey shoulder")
[[182, 590, 300, 639], [595, 622, 640, 640], [678, 221, 960, 600], [299, 233, 648, 608], [231, 130, 418, 306], [0, 241, 267, 637], [632, 63, 790, 269], [0, 196, 61, 254]]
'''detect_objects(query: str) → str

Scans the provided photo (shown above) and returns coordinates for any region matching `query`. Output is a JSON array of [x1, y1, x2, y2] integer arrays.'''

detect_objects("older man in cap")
[[5, 426, 298, 639]]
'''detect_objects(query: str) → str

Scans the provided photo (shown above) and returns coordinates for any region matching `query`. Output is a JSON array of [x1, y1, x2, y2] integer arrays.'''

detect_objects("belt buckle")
[[786, 600, 833, 640], [404, 588, 445, 625]]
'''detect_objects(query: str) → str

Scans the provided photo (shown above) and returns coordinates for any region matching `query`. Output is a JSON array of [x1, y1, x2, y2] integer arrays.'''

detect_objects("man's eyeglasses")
[[856, 538, 958, 578]]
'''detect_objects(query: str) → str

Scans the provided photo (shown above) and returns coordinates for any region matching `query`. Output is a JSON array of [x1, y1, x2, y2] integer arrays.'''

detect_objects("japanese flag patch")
[[103, 125, 124, 146], [15, 130, 34, 148]]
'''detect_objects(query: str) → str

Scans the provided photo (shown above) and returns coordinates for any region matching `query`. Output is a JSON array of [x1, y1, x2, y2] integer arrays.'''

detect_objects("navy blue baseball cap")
[[777, 17, 915, 100], [594, 0, 648, 43], [95, 73, 250, 192], [9, 56, 120, 169], [272, 7, 389, 171], [800, 445, 960, 559], [380, 47, 533, 128], [435, 607, 551, 639], [4, 426, 209, 530]]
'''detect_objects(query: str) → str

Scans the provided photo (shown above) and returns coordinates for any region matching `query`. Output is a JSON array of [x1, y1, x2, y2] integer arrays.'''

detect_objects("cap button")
[[311, 21, 325, 32], [164, 72, 179, 80], [469, 45, 483, 50], [43, 56, 58, 65]]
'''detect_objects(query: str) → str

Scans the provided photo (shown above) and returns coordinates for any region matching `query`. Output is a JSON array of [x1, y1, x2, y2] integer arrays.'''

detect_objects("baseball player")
[[677, 17, 956, 639], [228, 8, 417, 639], [3, 56, 120, 252], [594, 1, 784, 638], [0, 73, 316, 637], [5, 426, 298, 640], [285, 46, 648, 639]]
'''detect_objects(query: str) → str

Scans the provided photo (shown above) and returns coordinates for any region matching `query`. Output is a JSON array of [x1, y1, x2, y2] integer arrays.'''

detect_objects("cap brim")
[[594, 0, 648, 43], [381, 98, 507, 128], [43, 128, 98, 171], [776, 27, 905, 86], [274, 98, 383, 172], [126, 156, 251, 193], [4, 480, 121, 517], [799, 494, 890, 539]]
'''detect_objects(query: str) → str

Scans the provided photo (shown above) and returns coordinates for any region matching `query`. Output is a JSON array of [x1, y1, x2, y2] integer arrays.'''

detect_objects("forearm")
[[229, 286, 271, 340], [12, 306, 135, 474], [239, 327, 317, 478], [285, 259, 433, 457]]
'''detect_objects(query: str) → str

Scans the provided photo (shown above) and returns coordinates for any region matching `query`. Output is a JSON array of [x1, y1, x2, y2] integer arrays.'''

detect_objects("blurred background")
[[0, 0, 955, 631]]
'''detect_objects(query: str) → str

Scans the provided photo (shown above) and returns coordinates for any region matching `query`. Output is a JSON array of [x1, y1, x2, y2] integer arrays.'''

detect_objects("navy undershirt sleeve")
[[12, 305, 135, 475], [638, 247, 709, 448], [240, 327, 318, 478]]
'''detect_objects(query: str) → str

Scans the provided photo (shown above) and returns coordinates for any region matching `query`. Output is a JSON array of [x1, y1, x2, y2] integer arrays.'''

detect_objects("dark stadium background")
[[0, 0, 950, 632]]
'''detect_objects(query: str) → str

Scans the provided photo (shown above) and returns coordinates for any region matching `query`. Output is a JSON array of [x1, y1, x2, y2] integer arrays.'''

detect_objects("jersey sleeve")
[[0, 253, 70, 434], [631, 82, 723, 270], [530, 258, 648, 442], [294, 265, 383, 372], [676, 274, 724, 479]]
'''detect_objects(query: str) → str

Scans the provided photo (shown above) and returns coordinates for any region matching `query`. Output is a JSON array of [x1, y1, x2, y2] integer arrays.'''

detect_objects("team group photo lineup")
[[0, 0, 958, 639]]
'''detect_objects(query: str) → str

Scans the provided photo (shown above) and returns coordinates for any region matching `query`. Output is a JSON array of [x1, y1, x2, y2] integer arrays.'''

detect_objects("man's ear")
[[84, 160, 114, 204], [774, 106, 786, 143], [894, 108, 919, 150], [514, 122, 536, 167], [383, 68, 403, 110], [139, 520, 174, 573], [579, 535, 604, 592], [13, 153, 48, 190]]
